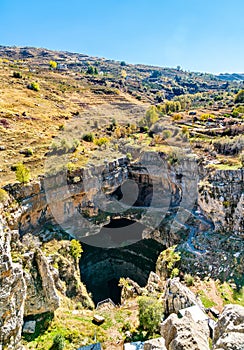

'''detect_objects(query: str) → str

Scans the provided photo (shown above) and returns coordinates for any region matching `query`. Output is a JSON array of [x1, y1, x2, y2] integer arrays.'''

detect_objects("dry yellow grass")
[[0, 60, 147, 185]]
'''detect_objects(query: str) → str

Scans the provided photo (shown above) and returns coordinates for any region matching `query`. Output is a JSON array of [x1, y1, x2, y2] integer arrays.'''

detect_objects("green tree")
[[156, 245, 181, 279], [143, 106, 159, 127], [86, 66, 94, 74], [138, 296, 163, 336], [70, 239, 83, 261], [15, 163, 30, 183], [234, 89, 244, 104], [49, 60, 58, 69]]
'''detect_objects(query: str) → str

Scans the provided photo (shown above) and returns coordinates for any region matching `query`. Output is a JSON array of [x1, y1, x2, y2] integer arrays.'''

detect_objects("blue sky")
[[0, 0, 243, 73]]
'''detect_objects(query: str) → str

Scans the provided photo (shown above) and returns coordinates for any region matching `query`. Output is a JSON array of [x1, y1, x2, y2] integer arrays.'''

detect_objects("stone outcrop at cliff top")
[[163, 278, 204, 317], [161, 312, 210, 350], [213, 304, 244, 350], [0, 222, 26, 349]]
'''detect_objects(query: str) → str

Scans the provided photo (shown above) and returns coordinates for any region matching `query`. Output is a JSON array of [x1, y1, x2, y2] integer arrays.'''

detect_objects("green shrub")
[[232, 110, 239, 117], [171, 267, 180, 278], [94, 137, 109, 146], [82, 132, 94, 142], [233, 106, 244, 115], [23, 148, 33, 157], [70, 239, 83, 261], [15, 163, 30, 183], [159, 101, 181, 114], [172, 113, 182, 121], [72, 139, 80, 150], [28, 82, 40, 91], [200, 113, 215, 121], [138, 296, 163, 336], [86, 66, 98, 75], [51, 334, 65, 350], [234, 89, 244, 103], [13, 71, 22, 78], [0, 189, 8, 203], [156, 245, 181, 279], [49, 60, 57, 69], [184, 274, 194, 287], [145, 106, 159, 126], [162, 129, 172, 140]]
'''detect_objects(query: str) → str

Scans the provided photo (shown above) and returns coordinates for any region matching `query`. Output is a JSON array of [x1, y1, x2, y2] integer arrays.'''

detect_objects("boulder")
[[161, 312, 210, 350], [22, 320, 36, 334], [213, 304, 244, 350], [93, 315, 105, 324]]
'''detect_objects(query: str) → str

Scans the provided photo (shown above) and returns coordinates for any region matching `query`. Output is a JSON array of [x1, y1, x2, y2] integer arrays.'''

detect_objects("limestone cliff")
[[0, 221, 26, 349], [3, 153, 243, 284], [198, 169, 243, 236]]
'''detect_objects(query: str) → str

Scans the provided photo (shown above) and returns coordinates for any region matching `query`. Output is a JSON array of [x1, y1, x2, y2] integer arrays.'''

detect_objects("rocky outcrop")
[[24, 249, 60, 316], [163, 278, 204, 317], [145, 272, 163, 294], [213, 304, 244, 350], [0, 222, 26, 349], [161, 313, 210, 350], [48, 242, 94, 309], [144, 337, 167, 350], [198, 170, 244, 236], [120, 278, 143, 302]]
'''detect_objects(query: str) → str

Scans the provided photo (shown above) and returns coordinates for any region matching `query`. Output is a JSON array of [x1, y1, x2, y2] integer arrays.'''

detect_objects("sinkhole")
[[80, 219, 165, 305], [80, 218, 146, 248]]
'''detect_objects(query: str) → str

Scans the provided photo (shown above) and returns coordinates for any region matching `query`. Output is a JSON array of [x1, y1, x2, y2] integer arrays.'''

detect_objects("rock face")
[[198, 170, 244, 236], [49, 242, 94, 309], [213, 304, 244, 350], [3, 154, 244, 285], [163, 278, 204, 317], [0, 222, 26, 349], [161, 313, 210, 350], [24, 249, 60, 316], [145, 271, 163, 294]]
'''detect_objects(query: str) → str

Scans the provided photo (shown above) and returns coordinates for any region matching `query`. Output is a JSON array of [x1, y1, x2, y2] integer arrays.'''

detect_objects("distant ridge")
[[0, 45, 243, 81], [217, 73, 244, 82]]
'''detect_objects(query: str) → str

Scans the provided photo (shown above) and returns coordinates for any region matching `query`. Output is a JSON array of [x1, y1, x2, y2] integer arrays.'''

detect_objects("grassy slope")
[[0, 58, 146, 185]]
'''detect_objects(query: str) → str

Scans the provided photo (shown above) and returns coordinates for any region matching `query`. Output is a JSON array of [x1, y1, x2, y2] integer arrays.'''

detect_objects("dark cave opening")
[[80, 218, 146, 248], [79, 238, 165, 305]]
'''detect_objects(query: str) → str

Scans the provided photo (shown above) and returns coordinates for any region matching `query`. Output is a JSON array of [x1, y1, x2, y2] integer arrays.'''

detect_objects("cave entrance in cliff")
[[79, 238, 165, 305]]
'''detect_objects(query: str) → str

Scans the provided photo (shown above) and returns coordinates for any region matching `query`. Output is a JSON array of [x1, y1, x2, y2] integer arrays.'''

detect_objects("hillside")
[[0, 45, 243, 185], [0, 45, 243, 350]]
